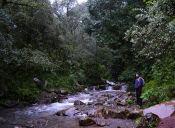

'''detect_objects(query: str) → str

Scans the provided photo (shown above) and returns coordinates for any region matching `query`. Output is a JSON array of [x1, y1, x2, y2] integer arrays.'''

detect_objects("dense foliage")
[[0, 0, 104, 103], [126, 0, 175, 106]]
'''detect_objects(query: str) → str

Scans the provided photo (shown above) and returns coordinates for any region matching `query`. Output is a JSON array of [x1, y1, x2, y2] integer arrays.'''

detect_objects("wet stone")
[[127, 109, 143, 119], [143, 100, 175, 119], [60, 90, 69, 95], [137, 113, 160, 128], [56, 107, 80, 117], [74, 100, 85, 105], [79, 117, 96, 126]]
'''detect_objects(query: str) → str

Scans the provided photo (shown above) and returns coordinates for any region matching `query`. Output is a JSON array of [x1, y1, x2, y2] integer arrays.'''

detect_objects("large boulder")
[[92, 107, 135, 119], [106, 108, 129, 119], [143, 100, 175, 119], [96, 107, 130, 119], [79, 117, 96, 126], [137, 113, 160, 128]]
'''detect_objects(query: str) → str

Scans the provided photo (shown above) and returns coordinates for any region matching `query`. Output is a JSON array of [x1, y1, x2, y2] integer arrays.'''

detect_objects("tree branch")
[[2, 0, 33, 8]]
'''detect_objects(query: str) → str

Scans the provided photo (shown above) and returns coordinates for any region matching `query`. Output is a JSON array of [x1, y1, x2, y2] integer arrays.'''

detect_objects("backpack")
[[138, 77, 145, 86]]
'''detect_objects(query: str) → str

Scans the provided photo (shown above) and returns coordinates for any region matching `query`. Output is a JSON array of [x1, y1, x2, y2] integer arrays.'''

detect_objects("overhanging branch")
[[2, 0, 34, 8]]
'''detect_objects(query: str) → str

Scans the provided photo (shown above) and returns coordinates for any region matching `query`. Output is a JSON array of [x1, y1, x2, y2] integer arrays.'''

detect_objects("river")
[[0, 83, 134, 128]]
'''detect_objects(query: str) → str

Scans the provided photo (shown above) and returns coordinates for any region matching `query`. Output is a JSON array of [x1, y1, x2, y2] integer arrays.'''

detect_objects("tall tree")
[[85, 0, 145, 80]]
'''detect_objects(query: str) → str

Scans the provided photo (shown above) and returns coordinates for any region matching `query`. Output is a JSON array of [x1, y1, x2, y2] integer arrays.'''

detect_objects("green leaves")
[[141, 87, 169, 107], [125, 0, 175, 59], [151, 57, 175, 84]]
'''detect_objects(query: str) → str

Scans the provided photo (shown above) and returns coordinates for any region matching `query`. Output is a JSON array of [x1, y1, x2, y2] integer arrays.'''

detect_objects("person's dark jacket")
[[134, 77, 143, 88]]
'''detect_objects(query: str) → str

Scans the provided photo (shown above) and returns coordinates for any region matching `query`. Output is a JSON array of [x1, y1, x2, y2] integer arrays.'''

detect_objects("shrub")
[[141, 87, 169, 107], [15, 87, 40, 102], [43, 73, 77, 91], [151, 57, 175, 85]]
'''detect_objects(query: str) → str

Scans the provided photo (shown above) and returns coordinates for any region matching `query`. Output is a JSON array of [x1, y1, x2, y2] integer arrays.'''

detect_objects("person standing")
[[135, 72, 143, 108]]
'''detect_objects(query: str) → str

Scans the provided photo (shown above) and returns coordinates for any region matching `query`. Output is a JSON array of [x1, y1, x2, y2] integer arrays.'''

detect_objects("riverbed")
[[0, 83, 138, 128]]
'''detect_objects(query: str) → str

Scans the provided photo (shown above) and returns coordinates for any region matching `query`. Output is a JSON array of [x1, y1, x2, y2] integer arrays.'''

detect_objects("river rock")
[[95, 102, 104, 106], [56, 109, 68, 116], [87, 109, 96, 117], [37, 91, 60, 104], [94, 108, 104, 118], [143, 100, 175, 119], [94, 98, 106, 105], [60, 90, 69, 95], [79, 117, 96, 126], [127, 92, 135, 97], [56, 107, 80, 117], [102, 93, 114, 99], [108, 109, 129, 119], [89, 86, 99, 90], [74, 100, 85, 105], [107, 100, 114, 105], [102, 107, 129, 119], [33, 77, 43, 89], [114, 98, 127, 106], [116, 101, 127, 106], [48, 88, 61, 94], [137, 113, 160, 128], [120, 93, 130, 100], [76, 83, 84, 92], [127, 109, 143, 119]]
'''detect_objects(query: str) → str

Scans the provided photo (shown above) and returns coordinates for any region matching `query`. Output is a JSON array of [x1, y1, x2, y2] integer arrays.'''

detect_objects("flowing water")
[[0, 82, 128, 126]]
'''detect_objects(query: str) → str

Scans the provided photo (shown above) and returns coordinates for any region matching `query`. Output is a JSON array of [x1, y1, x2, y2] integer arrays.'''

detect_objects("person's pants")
[[136, 87, 142, 106]]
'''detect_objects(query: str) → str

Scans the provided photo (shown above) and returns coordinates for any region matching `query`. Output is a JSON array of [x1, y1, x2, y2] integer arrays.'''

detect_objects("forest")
[[0, 0, 175, 107]]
